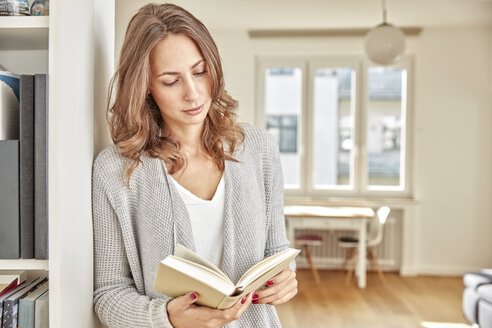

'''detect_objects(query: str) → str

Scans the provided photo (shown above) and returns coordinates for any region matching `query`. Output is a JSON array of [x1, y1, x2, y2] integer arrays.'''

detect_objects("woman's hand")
[[167, 292, 253, 328], [252, 267, 298, 305]]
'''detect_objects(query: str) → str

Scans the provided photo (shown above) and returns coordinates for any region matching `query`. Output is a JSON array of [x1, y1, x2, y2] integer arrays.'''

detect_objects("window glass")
[[366, 67, 406, 188], [264, 68, 302, 188], [312, 68, 355, 189]]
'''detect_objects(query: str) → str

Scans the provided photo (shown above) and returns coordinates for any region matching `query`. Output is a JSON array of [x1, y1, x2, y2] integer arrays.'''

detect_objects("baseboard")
[[400, 266, 419, 276], [417, 264, 486, 276]]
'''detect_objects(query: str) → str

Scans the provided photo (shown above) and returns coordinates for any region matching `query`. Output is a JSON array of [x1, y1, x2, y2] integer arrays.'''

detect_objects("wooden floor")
[[276, 270, 470, 328]]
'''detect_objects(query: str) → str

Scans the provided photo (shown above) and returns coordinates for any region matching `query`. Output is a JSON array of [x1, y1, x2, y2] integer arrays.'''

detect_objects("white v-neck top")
[[169, 174, 226, 268]]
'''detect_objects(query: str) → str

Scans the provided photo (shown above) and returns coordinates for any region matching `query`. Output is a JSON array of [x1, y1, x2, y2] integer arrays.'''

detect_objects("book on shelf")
[[0, 72, 20, 259], [0, 140, 20, 259], [19, 75, 35, 259], [0, 281, 18, 298], [0, 271, 28, 297], [0, 280, 27, 321], [0, 73, 49, 260], [34, 290, 48, 328], [33, 74, 48, 260], [18, 280, 49, 328], [1, 277, 47, 328], [153, 244, 300, 309]]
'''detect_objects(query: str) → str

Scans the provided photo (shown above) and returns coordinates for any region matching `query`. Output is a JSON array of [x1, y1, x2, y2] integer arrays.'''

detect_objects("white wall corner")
[[94, 0, 116, 157]]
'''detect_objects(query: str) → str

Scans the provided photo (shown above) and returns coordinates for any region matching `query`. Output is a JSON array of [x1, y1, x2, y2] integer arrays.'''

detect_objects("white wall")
[[114, 1, 492, 275], [414, 28, 492, 273]]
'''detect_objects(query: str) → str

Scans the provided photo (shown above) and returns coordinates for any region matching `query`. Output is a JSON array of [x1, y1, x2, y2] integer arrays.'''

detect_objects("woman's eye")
[[164, 80, 178, 87], [194, 69, 207, 76]]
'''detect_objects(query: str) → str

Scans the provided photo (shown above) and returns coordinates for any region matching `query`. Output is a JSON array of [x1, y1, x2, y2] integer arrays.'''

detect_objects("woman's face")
[[149, 33, 212, 132]]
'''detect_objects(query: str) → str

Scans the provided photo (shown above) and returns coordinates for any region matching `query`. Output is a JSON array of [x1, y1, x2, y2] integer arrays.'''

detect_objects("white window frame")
[[255, 54, 415, 198]]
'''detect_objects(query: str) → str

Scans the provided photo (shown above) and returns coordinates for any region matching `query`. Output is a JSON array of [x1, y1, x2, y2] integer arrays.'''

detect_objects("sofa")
[[463, 270, 492, 327]]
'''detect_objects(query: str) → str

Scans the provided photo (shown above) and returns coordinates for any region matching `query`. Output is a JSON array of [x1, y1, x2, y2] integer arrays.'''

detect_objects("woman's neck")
[[165, 123, 205, 157]]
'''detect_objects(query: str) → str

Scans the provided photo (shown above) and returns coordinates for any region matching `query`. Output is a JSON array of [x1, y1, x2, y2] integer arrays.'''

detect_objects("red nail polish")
[[253, 292, 259, 299], [252, 300, 259, 304], [190, 292, 197, 300], [267, 280, 275, 286], [241, 297, 246, 304]]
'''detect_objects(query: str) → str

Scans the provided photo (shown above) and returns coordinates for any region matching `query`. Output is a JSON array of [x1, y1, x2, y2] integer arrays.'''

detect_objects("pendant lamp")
[[365, 0, 405, 65]]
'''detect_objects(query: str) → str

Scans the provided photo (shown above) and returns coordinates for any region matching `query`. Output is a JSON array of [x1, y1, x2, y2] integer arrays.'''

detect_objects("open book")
[[153, 244, 300, 309]]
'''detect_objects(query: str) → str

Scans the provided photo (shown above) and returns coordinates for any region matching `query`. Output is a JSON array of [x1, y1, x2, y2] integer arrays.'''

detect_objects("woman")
[[92, 3, 297, 327]]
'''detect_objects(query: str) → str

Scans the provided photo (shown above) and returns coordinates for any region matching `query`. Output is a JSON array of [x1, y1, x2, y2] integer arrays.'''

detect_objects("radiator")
[[293, 215, 401, 272]]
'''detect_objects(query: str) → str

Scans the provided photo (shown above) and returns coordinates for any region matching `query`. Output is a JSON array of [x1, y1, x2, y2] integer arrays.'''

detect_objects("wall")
[[114, 1, 492, 275], [414, 27, 492, 273]]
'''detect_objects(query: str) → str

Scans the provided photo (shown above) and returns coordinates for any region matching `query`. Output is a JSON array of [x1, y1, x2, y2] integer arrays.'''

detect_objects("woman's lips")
[[183, 104, 204, 116]]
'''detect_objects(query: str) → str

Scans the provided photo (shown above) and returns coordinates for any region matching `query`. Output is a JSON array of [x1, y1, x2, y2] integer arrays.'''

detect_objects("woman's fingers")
[[258, 280, 297, 305], [253, 268, 298, 305], [168, 292, 199, 313], [219, 292, 253, 321], [168, 292, 253, 328]]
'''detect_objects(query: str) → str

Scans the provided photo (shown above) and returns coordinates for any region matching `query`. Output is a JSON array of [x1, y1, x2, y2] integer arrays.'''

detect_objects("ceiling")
[[117, 0, 492, 31]]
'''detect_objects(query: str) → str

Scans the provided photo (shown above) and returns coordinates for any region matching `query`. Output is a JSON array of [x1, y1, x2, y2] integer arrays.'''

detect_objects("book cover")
[[0, 140, 20, 259], [0, 72, 20, 140], [33, 74, 48, 260], [2, 277, 46, 328], [0, 279, 28, 326], [154, 244, 300, 309], [0, 280, 18, 297], [0, 271, 27, 296], [18, 280, 48, 328], [34, 290, 48, 328], [19, 74, 35, 259]]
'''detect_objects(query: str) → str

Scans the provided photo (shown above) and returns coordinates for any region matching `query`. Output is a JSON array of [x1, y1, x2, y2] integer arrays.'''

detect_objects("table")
[[284, 205, 375, 288]]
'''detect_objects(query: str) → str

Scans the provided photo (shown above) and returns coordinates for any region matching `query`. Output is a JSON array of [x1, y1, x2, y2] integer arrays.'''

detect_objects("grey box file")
[[0, 140, 20, 259], [33, 74, 48, 260], [19, 75, 34, 259]]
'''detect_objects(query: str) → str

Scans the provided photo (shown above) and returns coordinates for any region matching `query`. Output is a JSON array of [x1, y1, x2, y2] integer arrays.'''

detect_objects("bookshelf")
[[0, 16, 49, 266], [0, 16, 48, 50], [1, 1, 115, 327]]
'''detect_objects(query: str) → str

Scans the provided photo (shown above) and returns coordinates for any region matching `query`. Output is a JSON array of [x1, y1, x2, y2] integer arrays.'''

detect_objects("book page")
[[163, 256, 235, 294], [217, 252, 299, 309], [236, 248, 300, 288], [174, 244, 231, 283], [155, 258, 235, 308]]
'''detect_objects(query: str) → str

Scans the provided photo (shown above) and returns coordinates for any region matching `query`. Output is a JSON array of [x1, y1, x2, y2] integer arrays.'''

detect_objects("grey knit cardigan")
[[92, 125, 292, 328]]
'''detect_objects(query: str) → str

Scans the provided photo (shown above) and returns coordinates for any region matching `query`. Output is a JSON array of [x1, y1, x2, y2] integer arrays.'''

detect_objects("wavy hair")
[[107, 3, 244, 185]]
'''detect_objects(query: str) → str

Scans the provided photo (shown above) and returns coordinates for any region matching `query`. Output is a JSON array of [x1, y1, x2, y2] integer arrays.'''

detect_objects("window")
[[256, 56, 413, 197], [266, 115, 298, 153]]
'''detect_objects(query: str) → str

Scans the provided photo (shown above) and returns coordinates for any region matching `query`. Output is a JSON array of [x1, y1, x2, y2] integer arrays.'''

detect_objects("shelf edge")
[[0, 259, 49, 270], [0, 16, 49, 29]]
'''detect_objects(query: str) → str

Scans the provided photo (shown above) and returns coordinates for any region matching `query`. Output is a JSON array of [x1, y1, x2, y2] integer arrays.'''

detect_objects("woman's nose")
[[183, 77, 199, 102]]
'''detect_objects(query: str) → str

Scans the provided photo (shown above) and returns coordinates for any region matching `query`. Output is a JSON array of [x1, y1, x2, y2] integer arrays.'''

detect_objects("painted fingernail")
[[252, 300, 259, 304], [241, 297, 246, 304], [190, 292, 198, 300], [253, 292, 259, 299], [267, 280, 275, 286]]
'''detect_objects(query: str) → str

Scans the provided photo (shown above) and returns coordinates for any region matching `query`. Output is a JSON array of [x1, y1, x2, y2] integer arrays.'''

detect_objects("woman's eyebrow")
[[157, 59, 205, 77]]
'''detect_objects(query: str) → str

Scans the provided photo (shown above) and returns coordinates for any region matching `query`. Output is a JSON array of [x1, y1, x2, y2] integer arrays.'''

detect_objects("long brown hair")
[[107, 3, 244, 185]]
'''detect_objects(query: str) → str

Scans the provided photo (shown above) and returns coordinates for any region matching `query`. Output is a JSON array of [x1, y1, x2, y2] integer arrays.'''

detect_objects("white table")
[[284, 205, 375, 288]]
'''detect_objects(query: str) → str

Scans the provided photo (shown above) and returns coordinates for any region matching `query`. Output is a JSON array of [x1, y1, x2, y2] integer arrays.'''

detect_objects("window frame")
[[255, 54, 414, 199]]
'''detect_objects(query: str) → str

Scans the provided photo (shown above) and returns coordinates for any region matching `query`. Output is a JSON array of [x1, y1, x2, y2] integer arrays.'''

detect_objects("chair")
[[295, 234, 323, 284], [463, 270, 492, 328], [338, 206, 390, 285]]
